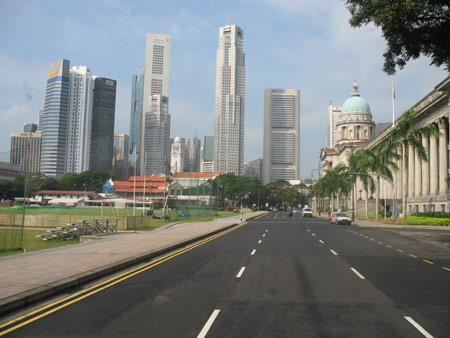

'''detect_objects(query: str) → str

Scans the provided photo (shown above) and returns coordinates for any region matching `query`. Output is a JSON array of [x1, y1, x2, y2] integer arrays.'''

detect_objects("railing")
[[37, 219, 118, 240]]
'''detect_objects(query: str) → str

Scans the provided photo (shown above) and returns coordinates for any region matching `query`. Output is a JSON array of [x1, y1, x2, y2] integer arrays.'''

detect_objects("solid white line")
[[330, 249, 338, 256], [404, 316, 434, 338], [312, 233, 316, 237], [319, 240, 324, 244], [236, 267, 246, 278], [258, 240, 262, 244], [350, 268, 366, 279], [251, 249, 256, 255], [262, 234, 266, 237], [197, 309, 221, 338]]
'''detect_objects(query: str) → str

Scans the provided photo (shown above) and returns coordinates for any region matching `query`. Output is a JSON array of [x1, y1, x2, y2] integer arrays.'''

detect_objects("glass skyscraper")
[[89, 77, 117, 173], [40, 59, 70, 178]]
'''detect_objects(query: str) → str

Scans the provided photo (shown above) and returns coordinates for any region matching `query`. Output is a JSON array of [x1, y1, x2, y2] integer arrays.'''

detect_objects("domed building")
[[336, 82, 375, 145]]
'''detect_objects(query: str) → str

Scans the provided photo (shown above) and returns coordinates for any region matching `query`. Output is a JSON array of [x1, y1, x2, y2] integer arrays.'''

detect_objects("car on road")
[[292, 208, 300, 214], [302, 207, 313, 217], [330, 212, 352, 225]]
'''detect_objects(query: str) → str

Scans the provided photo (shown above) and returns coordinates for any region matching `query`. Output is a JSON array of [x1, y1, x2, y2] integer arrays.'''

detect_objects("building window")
[[441, 204, 446, 212]]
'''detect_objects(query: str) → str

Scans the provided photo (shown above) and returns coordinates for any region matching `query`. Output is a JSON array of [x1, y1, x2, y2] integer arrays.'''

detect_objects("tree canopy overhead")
[[345, 0, 450, 74]]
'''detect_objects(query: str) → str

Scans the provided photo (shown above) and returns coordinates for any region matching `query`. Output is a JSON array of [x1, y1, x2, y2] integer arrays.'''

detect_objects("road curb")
[[0, 213, 264, 317]]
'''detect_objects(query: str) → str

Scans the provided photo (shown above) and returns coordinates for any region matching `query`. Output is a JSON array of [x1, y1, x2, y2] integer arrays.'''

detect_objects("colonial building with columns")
[[318, 76, 450, 216]]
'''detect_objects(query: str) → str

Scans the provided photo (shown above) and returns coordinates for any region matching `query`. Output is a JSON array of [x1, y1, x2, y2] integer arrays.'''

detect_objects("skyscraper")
[[89, 77, 117, 173], [203, 135, 214, 162], [40, 59, 70, 178], [10, 130, 42, 173], [140, 33, 171, 175], [143, 95, 171, 174], [262, 89, 300, 185], [113, 133, 129, 180], [213, 25, 245, 175], [66, 66, 94, 173], [328, 103, 341, 148], [129, 66, 144, 164], [187, 136, 201, 172]]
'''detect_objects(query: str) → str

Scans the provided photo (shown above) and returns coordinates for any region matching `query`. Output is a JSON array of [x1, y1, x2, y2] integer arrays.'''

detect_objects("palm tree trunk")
[[365, 190, 369, 219], [376, 176, 380, 221]]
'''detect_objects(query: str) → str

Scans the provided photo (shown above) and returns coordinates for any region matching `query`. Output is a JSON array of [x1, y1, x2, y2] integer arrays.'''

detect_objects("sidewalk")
[[316, 213, 450, 230], [0, 212, 266, 316]]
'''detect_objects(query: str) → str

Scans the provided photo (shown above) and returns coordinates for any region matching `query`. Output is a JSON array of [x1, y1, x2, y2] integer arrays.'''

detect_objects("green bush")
[[410, 212, 450, 218], [406, 216, 450, 226]]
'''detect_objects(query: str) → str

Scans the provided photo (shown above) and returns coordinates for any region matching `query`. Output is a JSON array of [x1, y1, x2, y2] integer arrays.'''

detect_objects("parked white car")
[[302, 207, 313, 217]]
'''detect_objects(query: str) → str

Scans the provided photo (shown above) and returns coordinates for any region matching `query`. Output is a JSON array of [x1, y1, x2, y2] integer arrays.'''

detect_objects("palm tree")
[[357, 140, 400, 221], [390, 109, 440, 220], [348, 150, 375, 219], [322, 166, 351, 213]]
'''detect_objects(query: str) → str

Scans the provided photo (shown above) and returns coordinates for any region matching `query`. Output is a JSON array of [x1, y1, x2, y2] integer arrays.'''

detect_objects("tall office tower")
[[203, 135, 214, 161], [10, 130, 42, 172], [113, 133, 129, 180], [129, 66, 144, 164], [66, 66, 94, 173], [40, 59, 70, 178], [187, 136, 201, 172], [38, 106, 45, 130], [170, 136, 185, 173], [262, 89, 300, 185], [140, 33, 171, 174], [89, 77, 117, 173], [213, 25, 245, 175], [245, 158, 263, 181], [23, 124, 37, 133], [143, 95, 171, 174], [328, 102, 341, 148]]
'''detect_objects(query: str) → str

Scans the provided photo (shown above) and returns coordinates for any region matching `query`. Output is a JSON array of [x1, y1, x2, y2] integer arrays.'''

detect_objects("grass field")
[[0, 229, 79, 257]]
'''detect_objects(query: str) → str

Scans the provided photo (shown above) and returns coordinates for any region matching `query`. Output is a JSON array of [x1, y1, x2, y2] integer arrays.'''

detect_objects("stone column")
[[422, 134, 429, 196], [415, 147, 422, 197], [408, 143, 415, 198], [397, 146, 402, 199], [438, 118, 448, 195], [430, 129, 438, 196]]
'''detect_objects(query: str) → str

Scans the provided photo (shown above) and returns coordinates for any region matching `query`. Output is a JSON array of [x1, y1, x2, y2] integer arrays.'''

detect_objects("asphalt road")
[[1, 212, 450, 337]]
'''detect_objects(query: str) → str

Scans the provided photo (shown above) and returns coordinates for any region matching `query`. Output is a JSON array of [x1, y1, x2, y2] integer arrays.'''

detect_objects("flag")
[[392, 80, 396, 100]]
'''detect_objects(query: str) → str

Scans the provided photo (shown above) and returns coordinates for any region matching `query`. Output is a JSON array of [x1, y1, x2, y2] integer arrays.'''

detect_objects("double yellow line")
[[0, 222, 247, 336]]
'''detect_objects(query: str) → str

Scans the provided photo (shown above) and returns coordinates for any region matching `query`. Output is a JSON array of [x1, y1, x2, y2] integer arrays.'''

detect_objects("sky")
[[0, 0, 448, 179]]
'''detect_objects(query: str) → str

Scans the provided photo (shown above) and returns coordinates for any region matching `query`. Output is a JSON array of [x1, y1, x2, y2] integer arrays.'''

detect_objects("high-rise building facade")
[[10, 130, 42, 173], [40, 59, 70, 178], [203, 135, 214, 162], [245, 158, 263, 182], [23, 123, 37, 133], [129, 66, 144, 163], [213, 25, 245, 175], [170, 136, 185, 173], [187, 136, 201, 172], [140, 33, 171, 174], [66, 66, 94, 173], [328, 103, 341, 148], [262, 89, 300, 185], [113, 133, 129, 180], [89, 77, 117, 173], [143, 95, 171, 174]]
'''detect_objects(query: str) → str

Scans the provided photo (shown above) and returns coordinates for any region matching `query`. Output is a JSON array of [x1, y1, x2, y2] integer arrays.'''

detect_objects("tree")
[[357, 141, 400, 221], [390, 108, 440, 220], [345, 0, 450, 74], [322, 166, 351, 213]]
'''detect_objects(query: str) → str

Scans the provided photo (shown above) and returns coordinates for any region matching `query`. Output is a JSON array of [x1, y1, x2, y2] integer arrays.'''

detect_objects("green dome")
[[341, 81, 371, 114], [341, 96, 371, 114]]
